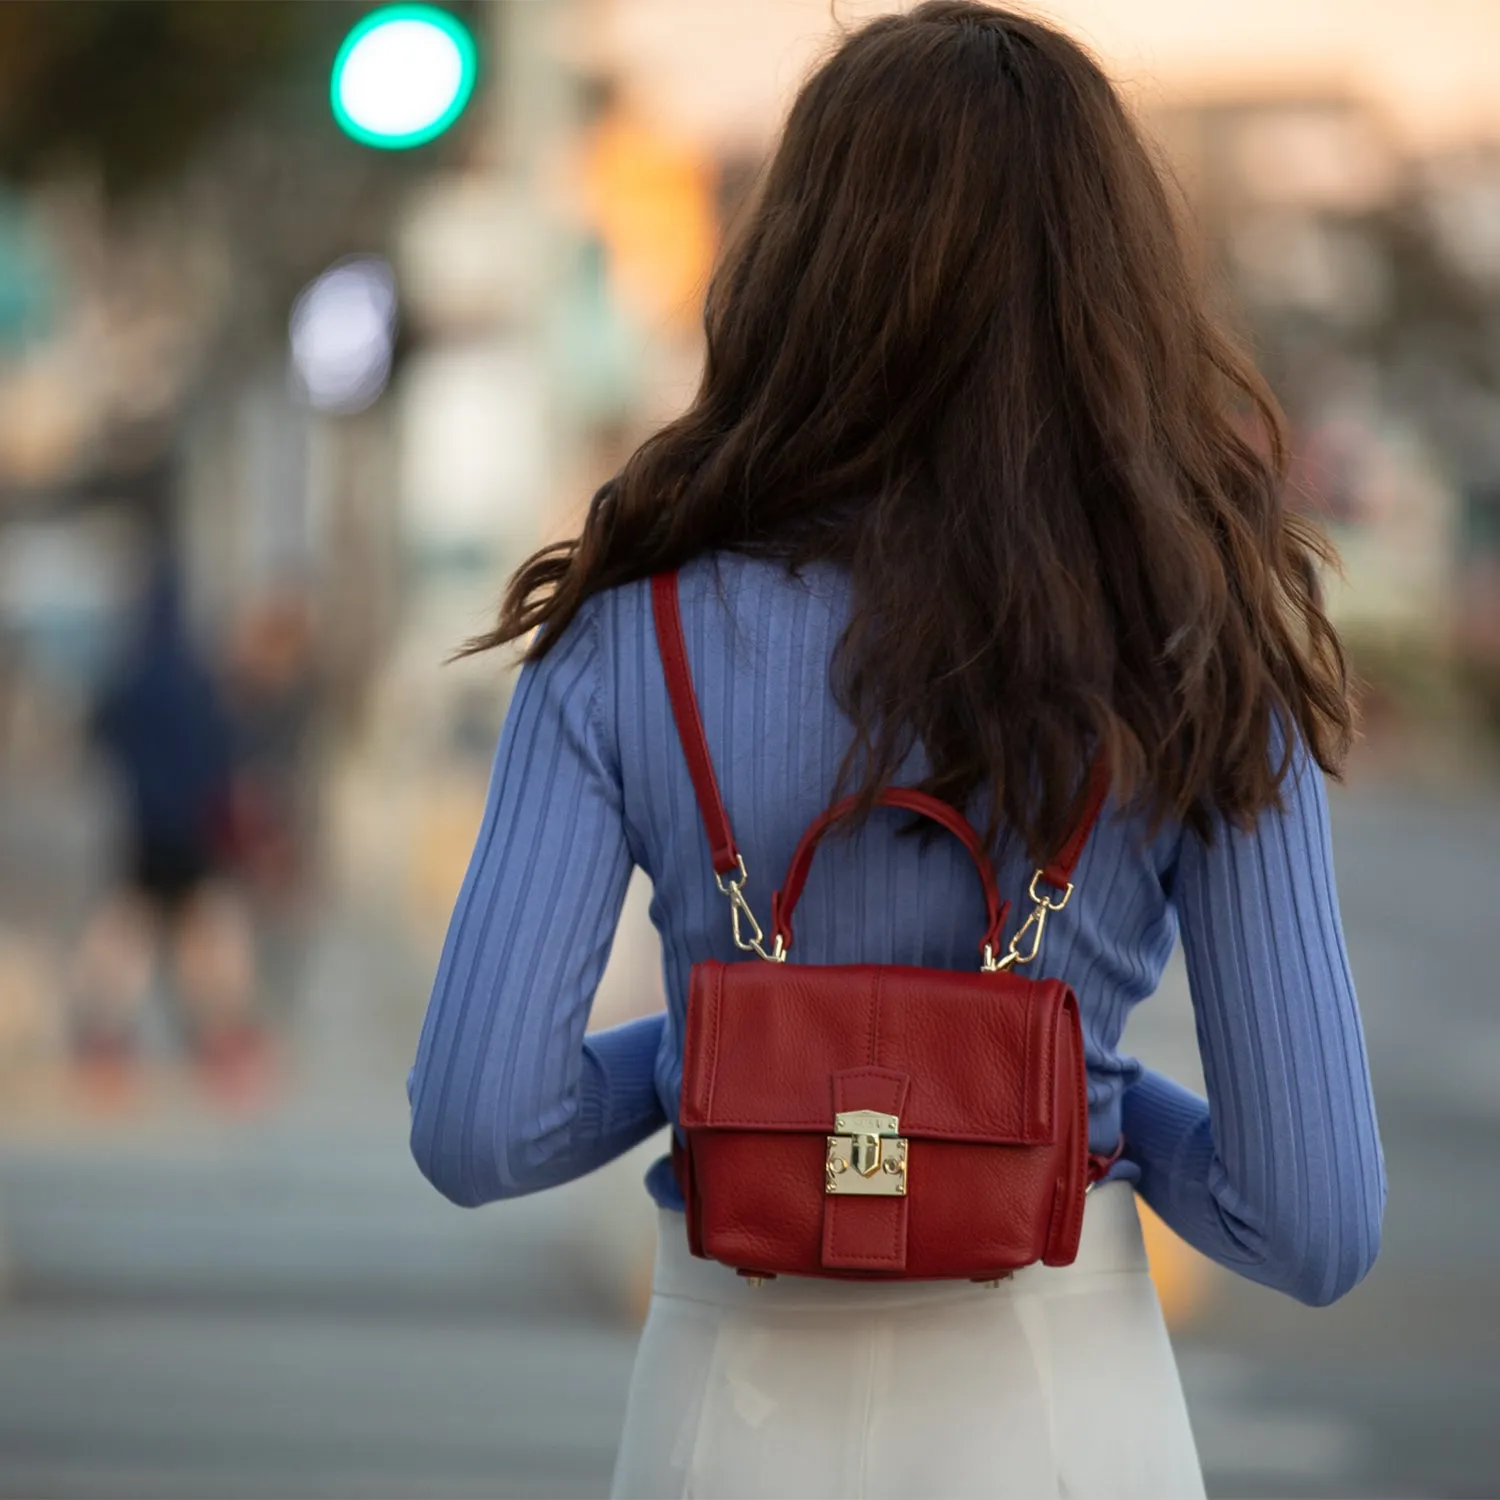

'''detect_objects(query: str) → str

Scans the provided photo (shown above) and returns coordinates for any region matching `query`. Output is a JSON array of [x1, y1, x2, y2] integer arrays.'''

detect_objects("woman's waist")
[[648, 1179, 1148, 1312]]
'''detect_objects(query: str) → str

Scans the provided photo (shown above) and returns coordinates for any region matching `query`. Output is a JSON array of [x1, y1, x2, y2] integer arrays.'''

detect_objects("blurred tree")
[[0, 2, 347, 194], [0, 0, 488, 356], [0, 2, 483, 195], [0, 188, 56, 349]]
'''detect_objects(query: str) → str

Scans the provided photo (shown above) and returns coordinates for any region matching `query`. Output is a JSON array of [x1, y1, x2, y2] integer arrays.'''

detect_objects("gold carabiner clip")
[[984, 870, 1073, 972], [715, 856, 786, 963]]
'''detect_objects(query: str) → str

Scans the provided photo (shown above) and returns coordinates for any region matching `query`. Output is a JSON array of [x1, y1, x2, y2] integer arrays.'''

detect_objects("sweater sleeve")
[[408, 600, 668, 1207], [1121, 736, 1386, 1305]]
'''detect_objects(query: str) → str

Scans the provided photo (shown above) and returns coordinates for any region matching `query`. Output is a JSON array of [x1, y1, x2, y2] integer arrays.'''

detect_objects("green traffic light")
[[331, 5, 477, 150]]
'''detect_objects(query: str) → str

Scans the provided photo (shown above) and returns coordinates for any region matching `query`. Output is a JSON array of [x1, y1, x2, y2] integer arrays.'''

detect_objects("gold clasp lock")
[[826, 1110, 908, 1196]]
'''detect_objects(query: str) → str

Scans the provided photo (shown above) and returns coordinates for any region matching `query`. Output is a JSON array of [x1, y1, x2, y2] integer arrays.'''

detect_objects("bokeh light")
[[330, 6, 477, 151], [288, 256, 398, 413]]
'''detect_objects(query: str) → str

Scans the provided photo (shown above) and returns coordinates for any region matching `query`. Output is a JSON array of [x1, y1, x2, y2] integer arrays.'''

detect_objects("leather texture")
[[679, 958, 1090, 1279], [652, 568, 1107, 1282]]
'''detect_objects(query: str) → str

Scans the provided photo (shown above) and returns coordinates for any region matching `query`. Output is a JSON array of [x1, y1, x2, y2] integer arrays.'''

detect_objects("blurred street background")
[[0, 2, 1496, 1497]]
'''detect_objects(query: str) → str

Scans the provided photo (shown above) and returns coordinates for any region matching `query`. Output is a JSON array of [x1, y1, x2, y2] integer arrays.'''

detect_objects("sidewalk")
[[0, 869, 662, 1317]]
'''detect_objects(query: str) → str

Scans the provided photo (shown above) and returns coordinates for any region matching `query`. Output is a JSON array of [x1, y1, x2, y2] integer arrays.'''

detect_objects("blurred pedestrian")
[[73, 551, 268, 1096], [410, 6, 1385, 1498], [222, 587, 321, 896], [218, 584, 324, 1026]]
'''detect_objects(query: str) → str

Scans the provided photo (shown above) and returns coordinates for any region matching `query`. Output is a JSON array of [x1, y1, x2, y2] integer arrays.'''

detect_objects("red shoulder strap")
[[650, 569, 1109, 891], [652, 572, 741, 877], [1040, 754, 1110, 890]]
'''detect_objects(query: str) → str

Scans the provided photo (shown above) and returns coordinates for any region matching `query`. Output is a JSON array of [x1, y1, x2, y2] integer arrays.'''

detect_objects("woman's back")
[[615, 553, 1175, 1141], [411, 548, 1381, 1307]]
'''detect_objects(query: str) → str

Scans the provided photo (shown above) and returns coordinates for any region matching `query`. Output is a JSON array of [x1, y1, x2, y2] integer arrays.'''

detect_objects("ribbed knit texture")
[[409, 553, 1386, 1305]]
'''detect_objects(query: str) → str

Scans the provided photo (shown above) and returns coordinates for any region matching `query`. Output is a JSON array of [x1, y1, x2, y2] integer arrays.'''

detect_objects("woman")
[[409, 6, 1385, 1497]]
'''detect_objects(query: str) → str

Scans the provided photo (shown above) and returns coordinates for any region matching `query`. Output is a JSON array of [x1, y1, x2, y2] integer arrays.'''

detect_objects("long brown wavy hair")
[[467, 0, 1353, 860]]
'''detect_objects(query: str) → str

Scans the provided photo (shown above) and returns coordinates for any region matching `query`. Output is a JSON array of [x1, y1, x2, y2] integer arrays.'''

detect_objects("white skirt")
[[611, 1182, 1205, 1500]]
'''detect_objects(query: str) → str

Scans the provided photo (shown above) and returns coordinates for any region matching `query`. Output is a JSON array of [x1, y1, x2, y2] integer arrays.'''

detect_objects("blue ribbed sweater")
[[409, 553, 1386, 1306]]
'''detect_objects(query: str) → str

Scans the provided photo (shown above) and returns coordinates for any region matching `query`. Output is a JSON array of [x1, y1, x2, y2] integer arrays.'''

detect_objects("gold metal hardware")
[[714, 856, 786, 964], [744, 1276, 766, 1288], [826, 1110, 908, 1196], [982, 870, 1074, 972]]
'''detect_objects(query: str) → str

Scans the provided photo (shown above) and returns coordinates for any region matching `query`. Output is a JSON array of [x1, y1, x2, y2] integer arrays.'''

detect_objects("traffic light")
[[331, 5, 477, 151]]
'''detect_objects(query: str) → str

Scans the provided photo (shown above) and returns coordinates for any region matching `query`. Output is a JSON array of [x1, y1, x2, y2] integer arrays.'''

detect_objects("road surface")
[[0, 775, 1495, 1498]]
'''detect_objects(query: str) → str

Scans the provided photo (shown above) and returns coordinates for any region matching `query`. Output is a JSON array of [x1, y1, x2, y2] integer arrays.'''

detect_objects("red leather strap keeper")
[[821, 1068, 911, 1272], [1087, 1136, 1125, 1185]]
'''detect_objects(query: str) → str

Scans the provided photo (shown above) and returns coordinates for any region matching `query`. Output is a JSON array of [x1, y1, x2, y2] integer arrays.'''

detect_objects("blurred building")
[[1149, 90, 1500, 718]]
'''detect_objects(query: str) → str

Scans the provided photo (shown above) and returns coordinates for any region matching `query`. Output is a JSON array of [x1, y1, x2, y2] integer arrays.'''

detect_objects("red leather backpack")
[[654, 571, 1118, 1282]]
